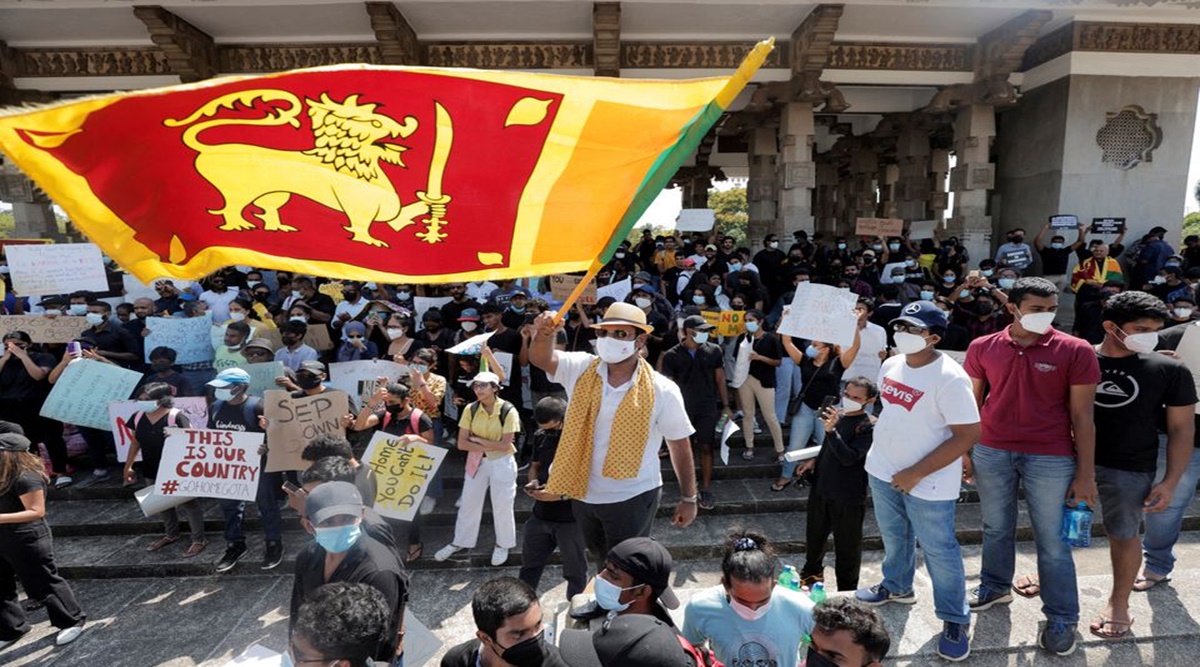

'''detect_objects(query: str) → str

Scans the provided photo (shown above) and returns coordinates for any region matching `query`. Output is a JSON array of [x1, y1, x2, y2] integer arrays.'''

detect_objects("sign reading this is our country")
[[362, 431, 448, 521], [263, 389, 350, 472], [155, 428, 263, 502], [777, 282, 858, 347]]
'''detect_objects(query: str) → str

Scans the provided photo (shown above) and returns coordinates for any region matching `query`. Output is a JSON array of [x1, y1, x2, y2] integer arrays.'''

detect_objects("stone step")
[[49, 495, 1200, 580]]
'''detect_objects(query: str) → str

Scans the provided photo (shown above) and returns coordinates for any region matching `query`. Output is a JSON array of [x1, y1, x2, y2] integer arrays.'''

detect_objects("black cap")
[[299, 360, 326, 374], [558, 616, 695, 667], [304, 481, 363, 525], [681, 315, 715, 332], [608, 537, 679, 609], [889, 300, 949, 331]]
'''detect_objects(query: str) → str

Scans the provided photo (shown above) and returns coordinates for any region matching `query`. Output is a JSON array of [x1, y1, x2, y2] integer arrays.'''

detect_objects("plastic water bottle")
[[799, 634, 812, 665], [1061, 502, 1093, 548], [777, 565, 801, 591], [810, 582, 827, 604]]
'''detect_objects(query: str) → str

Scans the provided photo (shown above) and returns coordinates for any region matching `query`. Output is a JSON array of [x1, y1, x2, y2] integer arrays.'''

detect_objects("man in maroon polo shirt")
[[962, 277, 1100, 657]]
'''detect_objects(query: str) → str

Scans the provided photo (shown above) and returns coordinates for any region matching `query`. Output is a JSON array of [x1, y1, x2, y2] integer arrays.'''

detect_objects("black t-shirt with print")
[[0, 470, 44, 514], [1094, 352, 1197, 472]]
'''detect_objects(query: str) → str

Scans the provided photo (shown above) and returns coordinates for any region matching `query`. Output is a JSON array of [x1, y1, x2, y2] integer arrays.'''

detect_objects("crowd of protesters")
[[2, 217, 1200, 664]]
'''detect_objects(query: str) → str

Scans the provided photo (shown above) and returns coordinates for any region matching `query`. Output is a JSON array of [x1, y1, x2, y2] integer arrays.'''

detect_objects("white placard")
[[596, 277, 632, 304], [403, 610, 444, 667], [782, 446, 821, 462], [675, 208, 715, 232], [413, 296, 453, 331], [909, 219, 939, 240], [777, 282, 858, 347], [492, 351, 514, 385], [447, 331, 492, 356], [220, 643, 284, 667], [720, 418, 740, 466], [7, 243, 108, 296], [144, 317, 215, 364], [328, 359, 410, 410], [879, 262, 909, 284], [109, 397, 209, 463], [155, 427, 264, 501], [40, 359, 142, 430], [121, 274, 191, 302], [1175, 323, 1200, 415], [134, 484, 195, 518]]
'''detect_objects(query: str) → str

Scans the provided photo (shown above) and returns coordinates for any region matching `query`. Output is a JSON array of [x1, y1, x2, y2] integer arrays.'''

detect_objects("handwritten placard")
[[909, 219, 939, 240], [1050, 214, 1079, 230], [7, 242, 108, 296], [701, 310, 746, 337], [549, 275, 597, 306], [675, 208, 716, 232], [109, 397, 209, 463], [855, 217, 904, 237], [328, 359, 409, 410], [777, 282, 858, 347], [0, 315, 86, 343], [155, 428, 264, 501], [1092, 217, 1126, 234], [263, 390, 350, 472], [244, 361, 286, 397], [362, 430, 448, 521], [144, 317, 215, 364], [41, 359, 142, 430]]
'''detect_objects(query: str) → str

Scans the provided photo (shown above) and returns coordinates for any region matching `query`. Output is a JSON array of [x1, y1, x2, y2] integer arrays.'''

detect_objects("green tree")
[[0, 211, 14, 239], [708, 187, 748, 243], [1183, 211, 1200, 241], [1194, 179, 1200, 208]]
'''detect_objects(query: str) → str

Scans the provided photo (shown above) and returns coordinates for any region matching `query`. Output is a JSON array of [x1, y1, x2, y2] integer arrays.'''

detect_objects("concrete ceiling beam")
[[132, 5, 217, 83], [366, 2, 420, 65], [593, 2, 621, 77]]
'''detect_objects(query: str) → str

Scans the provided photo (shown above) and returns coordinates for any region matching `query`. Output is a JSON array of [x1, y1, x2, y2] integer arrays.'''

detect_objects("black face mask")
[[343, 291, 359, 302], [386, 403, 405, 415], [977, 302, 995, 315], [151, 360, 173, 373], [496, 632, 547, 667], [254, 293, 270, 302], [295, 374, 322, 390], [806, 646, 848, 667]]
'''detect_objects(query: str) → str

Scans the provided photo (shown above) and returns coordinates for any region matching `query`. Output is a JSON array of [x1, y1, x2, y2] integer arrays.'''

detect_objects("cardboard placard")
[[40, 359, 142, 430], [362, 430, 448, 521], [244, 361, 287, 397], [1049, 214, 1079, 230], [144, 317, 215, 364], [154, 427, 264, 501], [700, 310, 746, 337], [1091, 217, 1127, 234], [549, 275, 597, 306], [675, 208, 716, 232], [0, 315, 87, 343], [855, 217, 904, 237], [328, 359, 410, 410], [263, 390, 350, 472], [7, 242, 108, 296], [777, 282, 858, 347], [109, 397, 209, 463], [909, 219, 939, 240]]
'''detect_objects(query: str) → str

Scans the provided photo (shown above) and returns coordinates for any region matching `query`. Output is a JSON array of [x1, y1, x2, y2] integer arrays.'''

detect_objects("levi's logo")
[[881, 377, 924, 411]]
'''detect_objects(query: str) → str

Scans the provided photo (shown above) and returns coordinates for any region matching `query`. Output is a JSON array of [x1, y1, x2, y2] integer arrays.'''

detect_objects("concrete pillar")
[[814, 159, 838, 235], [10, 201, 56, 238], [679, 176, 710, 210], [930, 149, 950, 221], [878, 163, 899, 219], [849, 146, 879, 225], [948, 105, 996, 263], [776, 102, 815, 238], [746, 125, 778, 245], [895, 126, 932, 222]]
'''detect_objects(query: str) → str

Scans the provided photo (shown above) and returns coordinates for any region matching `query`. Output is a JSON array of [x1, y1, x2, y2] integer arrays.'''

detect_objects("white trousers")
[[452, 455, 518, 549]]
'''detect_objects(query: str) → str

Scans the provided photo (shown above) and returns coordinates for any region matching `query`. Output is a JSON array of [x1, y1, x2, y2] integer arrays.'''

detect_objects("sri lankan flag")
[[0, 41, 771, 285]]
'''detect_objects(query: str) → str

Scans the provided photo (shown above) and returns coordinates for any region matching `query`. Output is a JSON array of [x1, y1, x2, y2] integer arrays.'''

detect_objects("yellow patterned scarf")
[[546, 357, 656, 499]]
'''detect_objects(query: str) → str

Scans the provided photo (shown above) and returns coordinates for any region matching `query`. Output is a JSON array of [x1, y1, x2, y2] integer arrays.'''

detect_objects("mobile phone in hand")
[[281, 481, 303, 495]]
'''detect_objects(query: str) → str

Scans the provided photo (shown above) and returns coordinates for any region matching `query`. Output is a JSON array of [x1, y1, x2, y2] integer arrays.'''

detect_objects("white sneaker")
[[491, 547, 510, 566], [56, 624, 85, 646], [419, 496, 437, 516], [434, 544, 464, 562]]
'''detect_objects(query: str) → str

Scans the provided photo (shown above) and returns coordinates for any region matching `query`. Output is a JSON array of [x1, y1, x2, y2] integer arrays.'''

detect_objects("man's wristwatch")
[[681, 494, 698, 504]]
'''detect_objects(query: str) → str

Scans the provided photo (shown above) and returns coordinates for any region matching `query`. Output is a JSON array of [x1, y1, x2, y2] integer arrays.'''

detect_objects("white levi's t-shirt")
[[551, 351, 694, 504], [865, 352, 980, 502]]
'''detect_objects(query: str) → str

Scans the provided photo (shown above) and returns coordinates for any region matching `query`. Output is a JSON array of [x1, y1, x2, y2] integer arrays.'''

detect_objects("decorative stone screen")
[[1096, 105, 1162, 170]]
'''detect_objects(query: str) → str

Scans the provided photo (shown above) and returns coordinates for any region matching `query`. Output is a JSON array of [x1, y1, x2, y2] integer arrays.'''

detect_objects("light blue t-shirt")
[[682, 585, 815, 667]]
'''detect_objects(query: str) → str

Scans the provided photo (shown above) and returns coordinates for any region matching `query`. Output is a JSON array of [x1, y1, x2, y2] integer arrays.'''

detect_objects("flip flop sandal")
[[1089, 615, 1134, 639], [1013, 574, 1040, 598], [770, 479, 793, 492], [183, 540, 208, 558], [1133, 575, 1171, 592], [146, 534, 183, 552], [406, 543, 424, 563]]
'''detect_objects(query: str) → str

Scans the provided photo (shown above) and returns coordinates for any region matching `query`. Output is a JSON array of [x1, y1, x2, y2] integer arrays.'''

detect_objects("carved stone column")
[[895, 126, 932, 222], [747, 126, 778, 245], [929, 149, 951, 221], [776, 101, 815, 238], [878, 163, 899, 219], [948, 105, 996, 262], [0, 158, 57, 239], [814, 159, 839, 235], [849, 145, 879, 224]]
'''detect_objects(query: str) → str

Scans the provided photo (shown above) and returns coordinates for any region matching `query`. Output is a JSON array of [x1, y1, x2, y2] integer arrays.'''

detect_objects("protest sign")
[[492, 351, 515, 384], [134, 484, 195, 518], [596, 277, 631, 303], [41, 359, 142, 430], [7, 242, 108, 296], [701, 310, 746, 337], [1091, 217, 1126, 234], [413, 296, 452, 331], [121, 274, 191, 302], [549, 275, 597, 305], [245, 361, 286, 397], [777, 282, 858, 347], [1049, 214, 1079, 230], [447, 331, 492, 356], [328, 359, 409, 409], [109, 397, 208, 463], [1002, 247, 1032, 267], [675, 208, 716, 232], [0, 315, 86, 343], [318, 282, 345, 304], [401, 610, 443, 667], [1174, 324, 1200, 415], [144, 317, 214, 364], [909, 219, 938, 240], [362, 430, 448, 521], [264, 390, 350, 472], [0, 238, 52, 254], [855, 217, 904, 237], [155, 428, 263, 502], [720, 419, 740, 466]]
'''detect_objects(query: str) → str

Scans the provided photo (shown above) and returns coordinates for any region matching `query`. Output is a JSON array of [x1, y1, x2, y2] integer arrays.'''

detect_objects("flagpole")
[[551, 259, 605, 326]]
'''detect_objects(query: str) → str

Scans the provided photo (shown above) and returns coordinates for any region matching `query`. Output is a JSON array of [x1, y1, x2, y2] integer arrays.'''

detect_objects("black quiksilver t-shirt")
[[1094, 352, 1196, 473]]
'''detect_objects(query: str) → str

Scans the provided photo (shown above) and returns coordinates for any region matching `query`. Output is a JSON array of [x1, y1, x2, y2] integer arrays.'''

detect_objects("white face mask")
[[692, 295, 707, 305], [228, 311, 246, 322], [386, 327, 406, 340], [1018, 310, 1056, 335], [634, 297, 652, 309], [593, 575, 633, 612], [595, 336, 636, 364], [1116, 328, 1159, 354], [135, 400, 159, 412], [842, 397, 864, 413], [290, 315, 307, 323], [213, 387, 236, 402], [291, 290, 302, 300], [728, 594, 772, 622], [85, 312, 106, 327], [693, 332, 710, 345], [768, 241, 779, 250], [1175, 308, 1193, 320], [893, 331, 929, 355], [68, 304, 88, 316], [397, 291, 411, 300], [461, 321, 478, 332]]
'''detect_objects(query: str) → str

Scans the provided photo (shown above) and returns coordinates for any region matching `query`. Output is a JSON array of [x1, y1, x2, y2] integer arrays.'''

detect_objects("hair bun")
[[732, 536, 758, 552]]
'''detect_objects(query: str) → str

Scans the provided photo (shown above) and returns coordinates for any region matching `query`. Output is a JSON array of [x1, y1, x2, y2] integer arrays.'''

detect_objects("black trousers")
[[801, 492, 866, 591], [0, 521, 84, 639], [519, 515, 589, 600], [572, 487, 661, 570]]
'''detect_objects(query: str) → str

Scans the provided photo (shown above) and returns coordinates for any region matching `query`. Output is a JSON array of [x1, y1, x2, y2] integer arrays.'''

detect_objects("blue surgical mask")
[[692, 295, 707, 305], [693, 332, 710, 345], [744, 321, 760, 334], [1051, 242, 1065, 250], [998, 278, 1016, 289], [889, 243, 900, 252], [412, 363, 429, 375], [728, 262, 742, 272], [920, 290, 935, 301], [594, 575, 639, 612], [805, 345, 820, 359], [314, 523, 361, 554], [982, 269, 995, 278], [509, 305, 525, 314], [943, 275, 955, 283], [959, 290, 971, 299], [1167, 262, 1182, 268]]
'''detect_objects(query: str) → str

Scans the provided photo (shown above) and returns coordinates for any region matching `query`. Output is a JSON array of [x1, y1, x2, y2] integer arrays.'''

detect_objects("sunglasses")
[[347, 335, 364, 340], [892, 323, 929, 335], [594, 329, 637, 340]]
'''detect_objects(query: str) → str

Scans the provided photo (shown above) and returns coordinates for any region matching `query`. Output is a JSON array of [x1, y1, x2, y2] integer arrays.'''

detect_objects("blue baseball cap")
[[890, 300, 949, 331], [208, 368, 251, 387]]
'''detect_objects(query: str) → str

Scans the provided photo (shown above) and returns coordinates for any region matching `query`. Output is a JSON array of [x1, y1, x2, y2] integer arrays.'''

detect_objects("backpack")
[[210, 397, 261, 430], [677, 634, 724, 667], [467, 400, 514, 432], [132, 408, 181, 430], [381, 407, 424, 435]]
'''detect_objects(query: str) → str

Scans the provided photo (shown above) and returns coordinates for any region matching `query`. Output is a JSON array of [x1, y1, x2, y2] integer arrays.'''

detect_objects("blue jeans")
[[1143, 441, 1200, 577], [781, 403, 825, 479], [869, 474, 969, 624], [774, 362, 802, 425], [219, 469, 284, 543], [972, 444, 1079, 624]]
